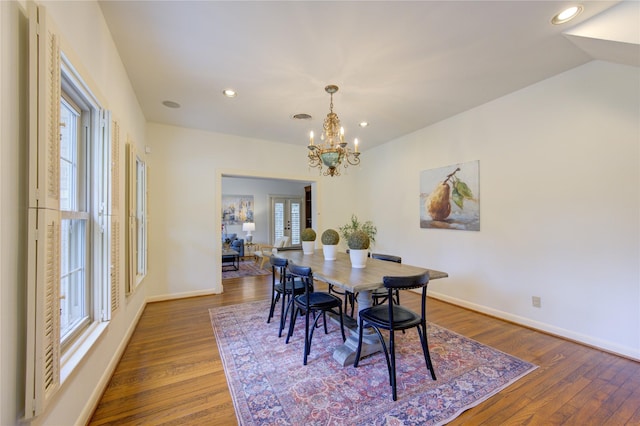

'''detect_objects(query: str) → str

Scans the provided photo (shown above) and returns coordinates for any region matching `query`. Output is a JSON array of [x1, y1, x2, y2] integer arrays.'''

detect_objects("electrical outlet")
[[532, 296, 541, 308]]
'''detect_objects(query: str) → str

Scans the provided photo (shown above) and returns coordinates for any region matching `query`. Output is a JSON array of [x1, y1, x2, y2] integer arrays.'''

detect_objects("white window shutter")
[[111, 217, 121, 312], [125, 140, 137, 294], [25, 3, 61, 419], [110, 119, 121, 313], [28, 3, 60, 211]]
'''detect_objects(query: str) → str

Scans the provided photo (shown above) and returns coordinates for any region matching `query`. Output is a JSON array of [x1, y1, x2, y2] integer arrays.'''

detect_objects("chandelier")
[[307, 85, 360, 177]]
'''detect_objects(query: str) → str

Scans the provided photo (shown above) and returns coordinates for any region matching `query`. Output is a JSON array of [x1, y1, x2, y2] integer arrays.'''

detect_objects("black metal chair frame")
[[267, 256, 305, 337], [354, 271, 437, 401], [370, 253, 402, 306], [285, 263, 347, 365]]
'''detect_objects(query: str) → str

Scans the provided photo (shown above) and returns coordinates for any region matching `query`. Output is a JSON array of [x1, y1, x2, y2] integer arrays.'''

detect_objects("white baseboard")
[[146, 288, 222, 303], [428, 291, 640, 361]]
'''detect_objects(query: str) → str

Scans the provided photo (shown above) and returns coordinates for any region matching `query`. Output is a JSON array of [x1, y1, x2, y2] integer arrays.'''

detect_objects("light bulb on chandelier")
[[307, 85, 361, 177]]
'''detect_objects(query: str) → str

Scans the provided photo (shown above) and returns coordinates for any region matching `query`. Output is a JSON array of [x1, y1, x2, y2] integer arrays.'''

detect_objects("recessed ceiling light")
[[551, 5, 583, 25], [222, 89, 237, 98], [359, 121, 369, 128], [162, 100, 181, 108]]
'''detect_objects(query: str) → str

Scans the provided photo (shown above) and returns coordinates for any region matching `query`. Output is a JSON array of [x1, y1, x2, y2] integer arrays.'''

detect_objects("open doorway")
[[220, 175, 315, 248]]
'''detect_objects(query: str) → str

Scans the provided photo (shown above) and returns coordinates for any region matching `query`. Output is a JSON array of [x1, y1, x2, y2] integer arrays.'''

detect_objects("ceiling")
[[98, 1, 638, 151]]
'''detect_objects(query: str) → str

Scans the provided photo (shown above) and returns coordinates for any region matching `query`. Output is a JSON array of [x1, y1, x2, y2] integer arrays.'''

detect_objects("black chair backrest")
[[270, 256, 288, 284], [383, 272, 429, 291], [371, 253, 402, 263], [287, 263, 314, 298], [287, 262, 312, 279], [270, 256, 288, 268]]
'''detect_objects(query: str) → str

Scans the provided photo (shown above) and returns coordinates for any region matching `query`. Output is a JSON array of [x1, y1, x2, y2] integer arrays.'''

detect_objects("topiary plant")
[[321, 229, 340, 245], [347, 230, 370, 250], [301, 228, 317, 241], [339, 214, 377, 247]]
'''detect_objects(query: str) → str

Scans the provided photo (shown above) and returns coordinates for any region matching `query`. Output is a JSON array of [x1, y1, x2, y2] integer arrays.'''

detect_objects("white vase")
[[302, 241, 315, 255], [322, 244, 337, 260], [349, 249, 368, 268]]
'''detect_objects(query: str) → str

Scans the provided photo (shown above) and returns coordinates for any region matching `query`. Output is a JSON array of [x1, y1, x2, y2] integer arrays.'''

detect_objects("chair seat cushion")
[[295, 292, 342, 310], [359, 305, 421, 329]]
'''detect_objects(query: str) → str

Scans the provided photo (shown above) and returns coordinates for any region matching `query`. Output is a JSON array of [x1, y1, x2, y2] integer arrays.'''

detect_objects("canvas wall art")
[[222, 195, 254, 225], [420, 160, 480, 231]]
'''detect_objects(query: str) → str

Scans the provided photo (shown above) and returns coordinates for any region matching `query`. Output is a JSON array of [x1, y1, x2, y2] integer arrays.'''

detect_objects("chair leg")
[[267, 292, 279, 323], [353, 317, 365, 367], [286, 305, 298, 344], [303, 308, 311, 365], [417, 323, 437, 380], [389, 329, 398, 401], [278, 292, 289, 337]]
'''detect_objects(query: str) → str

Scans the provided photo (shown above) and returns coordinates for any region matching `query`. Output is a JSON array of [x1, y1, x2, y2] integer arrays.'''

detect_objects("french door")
[[270, 196, 303, 246]]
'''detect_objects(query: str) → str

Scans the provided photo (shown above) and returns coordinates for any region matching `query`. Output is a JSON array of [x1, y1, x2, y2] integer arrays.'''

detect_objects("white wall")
[[1, 1, 149, 425], [359, 60, 640, 359], [1, 2, 28, 424]]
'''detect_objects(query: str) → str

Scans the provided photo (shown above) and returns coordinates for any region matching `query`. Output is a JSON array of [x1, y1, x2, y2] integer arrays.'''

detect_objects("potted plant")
[[339, 214, 377, 248], [347, 230, 370, 268], [321, 229, 340, 260], [301, 228, 317, 255]]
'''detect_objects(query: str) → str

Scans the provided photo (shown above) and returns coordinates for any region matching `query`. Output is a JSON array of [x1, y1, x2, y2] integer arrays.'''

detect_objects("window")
[[126, 144, 147, 292], [135, 156, 147, 276], [59, 92, 91, 346], [25, 5, 113, 417]]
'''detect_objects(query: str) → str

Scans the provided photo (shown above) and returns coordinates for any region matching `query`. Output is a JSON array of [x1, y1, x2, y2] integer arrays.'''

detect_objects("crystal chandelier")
[[307, 85, 360, 177]]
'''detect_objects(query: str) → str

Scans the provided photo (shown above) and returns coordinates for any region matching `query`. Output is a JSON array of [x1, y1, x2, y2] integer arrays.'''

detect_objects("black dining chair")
[[353, 271, 436, 401], [285, 262, 347, 365], [370, 253, 402, 306], [267, 256, 305, 337]]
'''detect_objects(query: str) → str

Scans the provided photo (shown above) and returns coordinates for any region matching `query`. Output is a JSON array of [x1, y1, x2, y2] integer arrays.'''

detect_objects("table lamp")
[[242, 222, 255, 243]]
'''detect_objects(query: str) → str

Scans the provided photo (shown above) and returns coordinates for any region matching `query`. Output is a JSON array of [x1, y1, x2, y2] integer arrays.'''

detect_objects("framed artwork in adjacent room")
[[222, 194, 254, 225]]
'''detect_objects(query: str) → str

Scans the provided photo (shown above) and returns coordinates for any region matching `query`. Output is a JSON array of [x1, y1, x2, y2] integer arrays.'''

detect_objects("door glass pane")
[[290, 202, 301, 245], [274, 201, 284, 241]]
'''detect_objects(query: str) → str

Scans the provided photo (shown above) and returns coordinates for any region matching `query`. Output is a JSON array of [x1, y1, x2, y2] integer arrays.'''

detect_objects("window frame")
[[59, 87, 92, 348], [58, 53, 110, 360]]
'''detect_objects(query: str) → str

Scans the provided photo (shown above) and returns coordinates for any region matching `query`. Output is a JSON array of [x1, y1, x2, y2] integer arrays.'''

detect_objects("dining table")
[[277, 249, 448, 366]]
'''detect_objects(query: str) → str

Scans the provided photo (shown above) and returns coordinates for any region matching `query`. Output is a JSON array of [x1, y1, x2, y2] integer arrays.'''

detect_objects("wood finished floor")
[[88, 274, 640, 425]]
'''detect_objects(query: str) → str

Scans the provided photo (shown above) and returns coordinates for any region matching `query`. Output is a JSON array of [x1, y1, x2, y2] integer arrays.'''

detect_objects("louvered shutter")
[[25, 3, 62, 419], [125, 140, 136, 293], [110, 119, 121, 312]]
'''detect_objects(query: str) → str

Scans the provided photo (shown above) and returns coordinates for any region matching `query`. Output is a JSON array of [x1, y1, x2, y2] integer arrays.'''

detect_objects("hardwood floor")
[[88, 275, 640, 425]]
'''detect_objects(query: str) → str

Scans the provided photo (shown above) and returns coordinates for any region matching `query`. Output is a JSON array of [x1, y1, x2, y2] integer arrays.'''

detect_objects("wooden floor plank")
[[87, 274, 640, 425]]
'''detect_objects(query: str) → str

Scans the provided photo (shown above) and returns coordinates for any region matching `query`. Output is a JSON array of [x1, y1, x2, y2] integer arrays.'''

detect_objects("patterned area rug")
[[209, 300, 537, 425], [222, 260, 271, 279]]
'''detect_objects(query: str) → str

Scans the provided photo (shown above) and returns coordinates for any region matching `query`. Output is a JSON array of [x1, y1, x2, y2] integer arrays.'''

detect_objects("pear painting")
[[420, 161, 480, 231]]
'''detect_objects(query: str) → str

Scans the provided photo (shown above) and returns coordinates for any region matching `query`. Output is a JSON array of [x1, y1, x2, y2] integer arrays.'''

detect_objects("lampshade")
[[242, 223, 255, 232]]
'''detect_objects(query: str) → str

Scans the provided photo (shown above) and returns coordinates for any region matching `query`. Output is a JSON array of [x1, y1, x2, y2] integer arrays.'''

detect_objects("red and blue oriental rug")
[[209, 300, 536, 425]]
